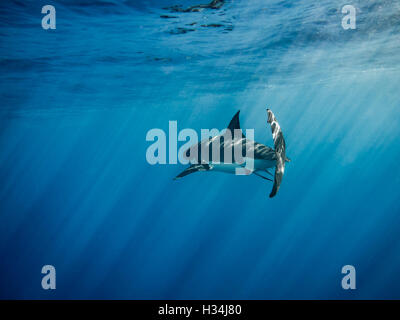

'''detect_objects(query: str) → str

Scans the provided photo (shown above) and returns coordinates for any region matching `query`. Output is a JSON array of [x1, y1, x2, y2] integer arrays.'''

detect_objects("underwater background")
[[1, 0, 400, 299]]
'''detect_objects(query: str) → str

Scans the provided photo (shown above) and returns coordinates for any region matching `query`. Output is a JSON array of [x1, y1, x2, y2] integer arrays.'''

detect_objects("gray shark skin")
[[174, 109, 290, 198]]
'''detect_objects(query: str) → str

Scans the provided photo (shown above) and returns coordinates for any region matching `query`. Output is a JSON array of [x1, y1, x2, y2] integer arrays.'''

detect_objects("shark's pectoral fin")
[[265, 169, 273, 177], [173, 164, 211, 180], [253, 171, 273, 182]]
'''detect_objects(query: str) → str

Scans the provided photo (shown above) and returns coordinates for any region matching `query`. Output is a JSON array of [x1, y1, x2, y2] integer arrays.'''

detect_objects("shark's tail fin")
[[267, 109, 287, 198]]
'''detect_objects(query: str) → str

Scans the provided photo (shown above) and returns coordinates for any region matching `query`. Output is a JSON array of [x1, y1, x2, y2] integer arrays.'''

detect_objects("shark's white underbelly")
[[209, 158, 275, 174]]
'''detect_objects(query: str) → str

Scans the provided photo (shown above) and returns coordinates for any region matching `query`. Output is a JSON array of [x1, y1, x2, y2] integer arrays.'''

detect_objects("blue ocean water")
[[0, 0, 400, 299]]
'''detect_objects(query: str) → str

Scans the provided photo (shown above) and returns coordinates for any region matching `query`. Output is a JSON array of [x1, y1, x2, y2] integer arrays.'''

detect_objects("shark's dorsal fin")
[[227, 110, 245, 138], [227, 110, 241, 131]]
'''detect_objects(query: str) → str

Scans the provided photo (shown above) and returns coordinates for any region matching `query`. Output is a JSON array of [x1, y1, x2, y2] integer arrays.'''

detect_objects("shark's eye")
[[185, 149, 191, 157]]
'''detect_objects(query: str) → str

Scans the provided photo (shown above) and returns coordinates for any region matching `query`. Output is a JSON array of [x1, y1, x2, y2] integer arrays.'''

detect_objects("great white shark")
[[174, 109, 290, 198]]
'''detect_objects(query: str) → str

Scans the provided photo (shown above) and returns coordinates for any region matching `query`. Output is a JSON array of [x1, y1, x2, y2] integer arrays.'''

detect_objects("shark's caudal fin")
[[267, 109, 287, 198]]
